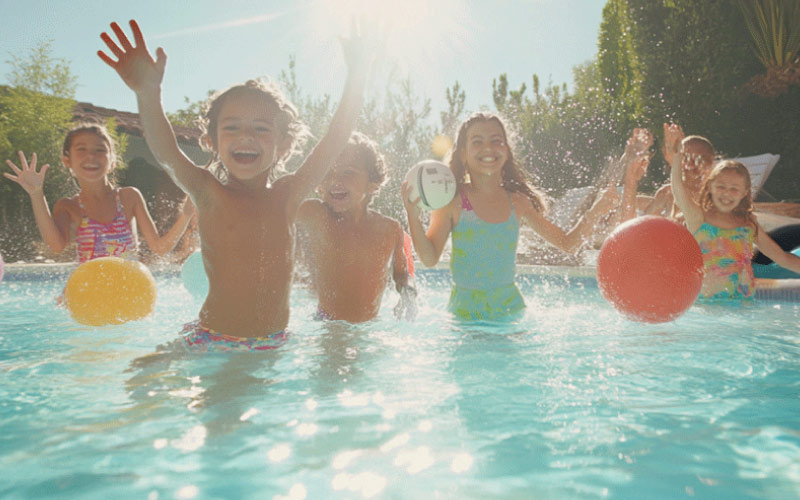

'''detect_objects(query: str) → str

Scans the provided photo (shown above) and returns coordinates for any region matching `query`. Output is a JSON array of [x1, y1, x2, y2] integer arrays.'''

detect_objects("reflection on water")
[[1, 272, 800, 498]]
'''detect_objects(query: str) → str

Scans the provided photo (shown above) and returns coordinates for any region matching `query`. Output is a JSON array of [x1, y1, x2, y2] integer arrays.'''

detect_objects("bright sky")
[[0, 0, 605, 122]]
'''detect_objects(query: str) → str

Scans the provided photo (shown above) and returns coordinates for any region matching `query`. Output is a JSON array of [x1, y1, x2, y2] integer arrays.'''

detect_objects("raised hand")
[[401, 180, 423, 220], [662, 123, 685, 167], [338, 16, 379, 78], [4, 151, 49, 195], [625, 128, 653, 157], [98, 20, 166, 95]]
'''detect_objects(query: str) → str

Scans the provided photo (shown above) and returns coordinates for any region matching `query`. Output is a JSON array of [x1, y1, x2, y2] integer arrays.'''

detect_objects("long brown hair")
[[699, 160, 756, 227], [62, 122, 119, 187], [448, 112, 547, 212]]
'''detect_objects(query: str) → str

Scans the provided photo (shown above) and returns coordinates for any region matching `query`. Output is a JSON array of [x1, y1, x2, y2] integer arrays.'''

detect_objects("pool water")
[[1, 268, 800, 499]]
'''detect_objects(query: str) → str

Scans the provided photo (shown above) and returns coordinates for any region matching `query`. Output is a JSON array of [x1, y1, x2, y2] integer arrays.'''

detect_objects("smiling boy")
[[297, 132, 416, 322]]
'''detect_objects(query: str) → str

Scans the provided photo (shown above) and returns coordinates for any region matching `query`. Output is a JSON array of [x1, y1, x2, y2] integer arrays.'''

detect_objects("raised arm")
[[284, 20, 371, 213], [665, 123, 703, 232], [4, 152, 72, 253], [619, 128, 653, 222], [127, 188, 195, 255], [98, 20, 207, 196], [519, 187, 619, 254]]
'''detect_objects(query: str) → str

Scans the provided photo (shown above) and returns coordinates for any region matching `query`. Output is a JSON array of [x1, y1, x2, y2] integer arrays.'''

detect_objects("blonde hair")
[[699, 160, 755, 227], [198, 79, 309, 182], [448, 112, 547, 212]]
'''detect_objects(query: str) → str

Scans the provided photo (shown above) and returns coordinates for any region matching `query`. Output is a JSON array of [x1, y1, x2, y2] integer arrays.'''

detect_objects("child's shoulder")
[[366, 209, 403, 235]]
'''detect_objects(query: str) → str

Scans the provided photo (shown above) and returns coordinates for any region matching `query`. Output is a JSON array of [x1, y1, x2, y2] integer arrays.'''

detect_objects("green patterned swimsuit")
[[449, 190, 525, 320]]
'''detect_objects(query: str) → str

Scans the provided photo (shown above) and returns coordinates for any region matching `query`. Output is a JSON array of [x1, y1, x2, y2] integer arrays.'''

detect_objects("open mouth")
[[232, 150, 260, 164], [328, 189, 349, 201]]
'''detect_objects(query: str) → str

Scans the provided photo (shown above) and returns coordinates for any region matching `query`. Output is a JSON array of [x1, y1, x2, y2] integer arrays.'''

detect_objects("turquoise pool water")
[[1, 267, 799, 499]]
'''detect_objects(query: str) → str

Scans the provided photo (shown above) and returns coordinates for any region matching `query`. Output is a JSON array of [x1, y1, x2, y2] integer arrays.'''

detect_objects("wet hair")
[[62, 122, 119, 186], [699, 160, 755, 226], [340, 131, 387, 199], [448, 112, 547, 212], [198, 79, 309, 182]]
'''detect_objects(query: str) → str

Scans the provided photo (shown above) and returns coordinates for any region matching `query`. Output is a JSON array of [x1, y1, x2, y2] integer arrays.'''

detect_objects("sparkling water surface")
[[1, 269, 799, 499]]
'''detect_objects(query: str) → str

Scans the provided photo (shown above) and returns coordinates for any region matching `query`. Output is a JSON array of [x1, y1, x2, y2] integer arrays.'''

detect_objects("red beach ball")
[[597, 216, 704, 323]]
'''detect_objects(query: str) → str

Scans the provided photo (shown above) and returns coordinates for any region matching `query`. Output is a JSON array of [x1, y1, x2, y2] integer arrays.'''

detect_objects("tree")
[[0, 41, 78, 261]]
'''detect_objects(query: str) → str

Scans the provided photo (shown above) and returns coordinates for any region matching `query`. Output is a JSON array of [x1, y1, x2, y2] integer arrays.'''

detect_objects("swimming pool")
[[1, 265, 799, 499]]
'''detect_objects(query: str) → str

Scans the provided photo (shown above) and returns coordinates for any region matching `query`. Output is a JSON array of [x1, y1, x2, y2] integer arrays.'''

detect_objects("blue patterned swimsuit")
[[448, 190, 525, 320]]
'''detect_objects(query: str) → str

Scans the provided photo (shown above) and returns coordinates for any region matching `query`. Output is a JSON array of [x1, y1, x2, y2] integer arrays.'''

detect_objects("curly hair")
[[448, 112, 547, 212], [198, 79, 309, 182]]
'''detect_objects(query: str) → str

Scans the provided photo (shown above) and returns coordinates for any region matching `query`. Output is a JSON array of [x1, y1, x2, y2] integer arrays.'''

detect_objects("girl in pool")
[[98, 20, 371, 349], [666, 124, 800, 300], [401, 112, 618, 321], [4, 122, 195, 263]]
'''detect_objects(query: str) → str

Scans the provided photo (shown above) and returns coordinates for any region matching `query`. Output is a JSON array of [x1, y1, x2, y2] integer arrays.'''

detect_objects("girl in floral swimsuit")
[[666, 124, 800, 300]]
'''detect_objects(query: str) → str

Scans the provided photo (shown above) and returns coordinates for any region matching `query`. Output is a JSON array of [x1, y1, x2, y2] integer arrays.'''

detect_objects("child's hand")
[[625, 128, 653, 157], [339, 16, 378, 78], [662, 123, 685, 167], [98, 20, 166, 96], [401, 180, 423, 220], [393, 285, 418, 321], [4, 151, 49, 195]]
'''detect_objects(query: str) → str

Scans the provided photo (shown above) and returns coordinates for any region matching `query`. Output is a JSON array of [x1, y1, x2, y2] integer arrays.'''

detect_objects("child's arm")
[[401, 181, 456, 267], [517, 187, 619, 254], [4, 152, 72, 253], [618, 128, 653, 222], [390, 224, 417, 321], [284, 22, 371, 215], [754, 221, 800, 274], [126, 188, 195, 255], [665, 123, 703, 232], [98, 21, 209, 199]]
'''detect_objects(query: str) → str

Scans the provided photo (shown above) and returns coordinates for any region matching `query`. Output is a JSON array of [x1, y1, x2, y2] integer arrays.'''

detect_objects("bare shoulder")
[[53, 195, 80, 215], [368, 210, 403, 236], [510, 191, 541, 217], [118, 186, 145, 203], [297, 198, 326, 225]]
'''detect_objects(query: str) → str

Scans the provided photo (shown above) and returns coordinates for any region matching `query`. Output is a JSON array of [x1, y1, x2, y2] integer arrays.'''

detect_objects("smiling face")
[[62, 130, 114, 183], [460, 119, 509, 179], [213, 91, 289, 183], [318, 147, 376, 214], [709, 170, 748, 214]]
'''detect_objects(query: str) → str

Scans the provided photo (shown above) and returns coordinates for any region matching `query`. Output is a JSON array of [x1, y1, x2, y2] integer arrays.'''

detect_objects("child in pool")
[[666, 124, 800, 300], [4, 123, 195, 263], [99, 20, 370, 349], [297, 132, 416, 322], [401, 112, 618, 321]]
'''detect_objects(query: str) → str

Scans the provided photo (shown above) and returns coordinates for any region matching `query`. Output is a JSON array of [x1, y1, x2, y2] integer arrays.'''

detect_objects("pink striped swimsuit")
[[75, 190, 138, 263]]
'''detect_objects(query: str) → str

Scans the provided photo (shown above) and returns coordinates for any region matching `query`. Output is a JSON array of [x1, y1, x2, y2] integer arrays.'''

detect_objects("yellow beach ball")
[[64, 257, 157, 326]]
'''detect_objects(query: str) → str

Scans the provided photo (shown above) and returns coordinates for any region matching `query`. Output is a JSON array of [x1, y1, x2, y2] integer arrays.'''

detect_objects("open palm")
[[4, 151, 48, 195], [98, 20, 166, 94]]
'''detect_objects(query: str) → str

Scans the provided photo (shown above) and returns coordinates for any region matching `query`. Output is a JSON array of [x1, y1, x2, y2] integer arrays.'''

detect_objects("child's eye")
[[255, 126, 272, 133], [222, 125, 238, 131]]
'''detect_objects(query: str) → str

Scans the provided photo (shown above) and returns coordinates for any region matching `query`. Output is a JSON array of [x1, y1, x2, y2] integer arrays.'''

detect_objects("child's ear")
[[202, 134, 214, 151], [277, 135, 293, 162], [62, 154, 71, 170]]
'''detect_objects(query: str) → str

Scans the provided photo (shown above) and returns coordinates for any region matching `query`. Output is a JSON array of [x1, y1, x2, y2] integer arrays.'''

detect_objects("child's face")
[[318, 148, 375, 213], [214, 92, 287, 181], [680, 143, 713, 195], [62, 131, 114, 182], [461, 120, 508, 178], [709, 170, 748, 213]]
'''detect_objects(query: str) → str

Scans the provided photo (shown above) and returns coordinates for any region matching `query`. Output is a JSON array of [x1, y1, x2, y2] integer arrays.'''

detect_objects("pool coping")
[[3, 262, 799, 302]]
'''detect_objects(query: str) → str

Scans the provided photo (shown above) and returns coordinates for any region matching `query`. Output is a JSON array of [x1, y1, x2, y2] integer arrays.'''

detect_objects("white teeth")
[[480, 156, 495, 162]]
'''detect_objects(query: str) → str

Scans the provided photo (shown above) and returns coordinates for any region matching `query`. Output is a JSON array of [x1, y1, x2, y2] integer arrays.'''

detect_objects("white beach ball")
[[404, 160, 457, 210]]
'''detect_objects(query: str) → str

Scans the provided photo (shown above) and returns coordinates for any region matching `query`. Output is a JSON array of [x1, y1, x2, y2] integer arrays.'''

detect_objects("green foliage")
[[737, 0, 800, 68], [0, 41, 79, 261], [166, 91, 214, 129]]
